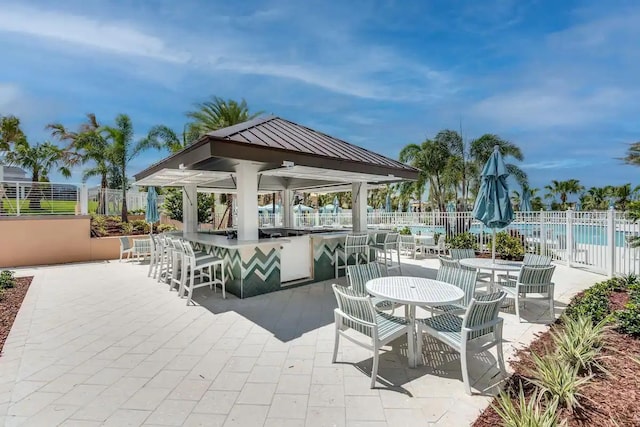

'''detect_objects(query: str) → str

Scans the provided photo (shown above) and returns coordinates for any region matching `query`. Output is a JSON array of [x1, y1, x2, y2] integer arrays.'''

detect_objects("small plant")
[[493, 383, 561, 427], [526, 352, 590, 411], [156, 223, 177, 233], [553, 315, 608, 374], [121, 222, 133, 235], [433, 232, 442, 244], [0, 270, 16, 289], [491, 231, 525, 260], [616, 303, 640, 336], [564, 278, 621, 322], [130, 219, 150, 234], [398, 226, 412, 235], [447, 232, 478, 250]]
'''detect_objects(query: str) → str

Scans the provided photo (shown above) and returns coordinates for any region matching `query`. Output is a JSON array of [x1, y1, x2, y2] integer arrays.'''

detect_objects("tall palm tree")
[[186, 96, 262, 227], [0, 115, 26, 152], [399, 139, 450, 211], [545, 179, 583, 209], [613, 183, 633, 211], [100, 114, 159, 222], [4, 140, 71, 209], [48, 114, 113, 214], [622, 142, 640, 166], [469, 134, 527, 191]]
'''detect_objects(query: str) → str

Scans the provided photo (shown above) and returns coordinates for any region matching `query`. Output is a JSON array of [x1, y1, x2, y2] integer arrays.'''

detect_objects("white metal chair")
[[132, 238, 151, 261], [417, 291, 507, 395], [157, 235, 173, 284], [119, 237, 134, 262], [334, 234, 370, 278], [497, 253, 552, 282], [148, 234, 159, 277], [372, 232, 401, 274], [422, 237, 446, 256], [346, 263, 397, 312], [399, 235, 418, 259], [427, 262, 479, 315], [449, 248, 492, 284], [331, 284, 410, 388], [497, 265, 556, 323], [181, 240, 226, 305]]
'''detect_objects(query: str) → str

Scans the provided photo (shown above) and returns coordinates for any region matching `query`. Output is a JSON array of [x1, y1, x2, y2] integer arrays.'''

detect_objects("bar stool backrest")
[[344, 234, 369, 257]]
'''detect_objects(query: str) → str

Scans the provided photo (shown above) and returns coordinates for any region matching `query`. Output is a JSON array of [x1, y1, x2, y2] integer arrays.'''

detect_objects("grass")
[[1, 200, 104, 214]]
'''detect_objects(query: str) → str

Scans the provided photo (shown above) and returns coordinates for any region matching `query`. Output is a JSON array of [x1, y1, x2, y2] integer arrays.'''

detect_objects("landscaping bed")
[[474, 276, 640, 426], [0, 273, 33, 355], [90, 215, 175, 237]]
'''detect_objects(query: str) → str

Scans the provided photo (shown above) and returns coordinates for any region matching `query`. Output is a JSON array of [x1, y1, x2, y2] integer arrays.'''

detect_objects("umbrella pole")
[[492, 228, 496, 263]]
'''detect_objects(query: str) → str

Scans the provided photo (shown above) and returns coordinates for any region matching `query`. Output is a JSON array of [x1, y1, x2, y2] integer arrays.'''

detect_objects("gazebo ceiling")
[[134, 115, 419, 190]]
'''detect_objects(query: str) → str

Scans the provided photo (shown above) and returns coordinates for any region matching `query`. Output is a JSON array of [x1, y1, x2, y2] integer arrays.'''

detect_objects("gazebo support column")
[[352, 181, 368, 233], [236, 162, 260, 241], [182, 184, 198, 234], [282, 190, 293, 228]]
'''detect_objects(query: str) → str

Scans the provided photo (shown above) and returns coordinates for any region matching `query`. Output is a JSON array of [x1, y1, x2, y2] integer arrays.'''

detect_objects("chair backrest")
[[384, 232, 399, 245], [449, 248, 476, 260], [181, 240, 197, 260], [523, 253, 552, 266], [517, 265, 555, 293], [438, 256, 460, 269], [462, 291, 506, 340], [344, 234, 369, 256], [119, 236, 131, 250], [436, 258, 478, 306], [399, 235, 415, 245], [436, 257, 459, 284], [332, 284, 376, 337], [346, 262, 386, 294]]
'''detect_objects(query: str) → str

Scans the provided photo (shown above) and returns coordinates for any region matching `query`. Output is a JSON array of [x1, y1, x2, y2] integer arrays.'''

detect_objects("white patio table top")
[[366, 276, 464, 368], [458, 258, 523, 272]]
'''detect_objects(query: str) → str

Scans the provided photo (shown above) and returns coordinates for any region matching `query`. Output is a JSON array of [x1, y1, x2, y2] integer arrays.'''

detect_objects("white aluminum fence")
[[88, 187, 164, 216], [0, 181, 80, 216]]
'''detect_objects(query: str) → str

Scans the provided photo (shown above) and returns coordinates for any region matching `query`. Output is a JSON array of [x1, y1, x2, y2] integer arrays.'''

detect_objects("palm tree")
[[0, 115, 26, 152], [544, 179, 583, 209], [186, 96, 262, 227], [469, 134, 527, 191], [140, 123, 201, 154], [4, 140, 71, 209], [622, 142, 640, 167], [100, 114, 159, 222], [399, 139, 450, 212], [613, 183, 633, 211], [47, 114, 113, 214]]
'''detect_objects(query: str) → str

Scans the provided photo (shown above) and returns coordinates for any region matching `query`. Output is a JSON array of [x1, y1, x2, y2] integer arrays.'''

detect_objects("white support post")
[[352, 182, 368, 233], [282, 190, 292, 228], [566, 209, 574, 267], [79, 184, 89, 215], [182, 185, 198, 234], [607, 208, 616, 277], [235, 162, 260, 241], [16, 182, 20, 216]]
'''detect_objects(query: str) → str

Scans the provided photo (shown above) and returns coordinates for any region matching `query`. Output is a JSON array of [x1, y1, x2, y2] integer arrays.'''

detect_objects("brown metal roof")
[[207, 115, 416, 173]]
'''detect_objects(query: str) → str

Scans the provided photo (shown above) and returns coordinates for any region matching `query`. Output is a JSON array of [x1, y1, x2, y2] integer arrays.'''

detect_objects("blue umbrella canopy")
[[520, 189, 533, 212], [446, 201, 456, 212], [293, 203, 313, 212], [472, 145, 514, 261], [145, 187, 159, 229], [385, 194, 391, 213]]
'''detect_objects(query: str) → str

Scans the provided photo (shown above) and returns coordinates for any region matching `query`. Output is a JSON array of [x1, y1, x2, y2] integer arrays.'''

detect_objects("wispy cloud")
[[522, 159, 594, 170]]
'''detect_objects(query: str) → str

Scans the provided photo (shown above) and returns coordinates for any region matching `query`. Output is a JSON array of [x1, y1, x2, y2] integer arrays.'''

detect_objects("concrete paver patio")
[[0, 258, 602, 426]]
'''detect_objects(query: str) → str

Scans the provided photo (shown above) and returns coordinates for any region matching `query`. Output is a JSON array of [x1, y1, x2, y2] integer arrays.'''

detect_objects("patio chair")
[[497, 265, 555, 323], [399, 235, 418, 259], [372, 232, 401, 274], [335, 234, 370, 278], [346, 263, 397, 312], [119, 237, 134, 262], [148, 234, 159, 277], [449, 248, 476, 260], [331, 284, 410, 388], [497, 253, 552, 282], [423, 238, 446, 256], [417, 291, 507, 395], [132, 238, 152, 261], [428, 262, 479, 315], [181, 240, 226, 305]]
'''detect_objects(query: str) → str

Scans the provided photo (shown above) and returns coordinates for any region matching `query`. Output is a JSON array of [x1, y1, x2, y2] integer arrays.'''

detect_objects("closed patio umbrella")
[[333, 196, 340, 214], [385, 194, 391, 213], [520, 189, 533, 212], [472, 145, 514, 263], [145, 187, 159, 233]]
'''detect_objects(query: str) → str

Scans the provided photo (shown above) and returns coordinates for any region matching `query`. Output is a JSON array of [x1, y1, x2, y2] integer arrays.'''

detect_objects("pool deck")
[[0, 257, 602, 426]]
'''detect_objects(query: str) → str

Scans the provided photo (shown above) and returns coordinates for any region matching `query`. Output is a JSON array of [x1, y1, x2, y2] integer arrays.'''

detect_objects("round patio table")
[[366, 276, 464, 368], [459, 258, 523, 290]]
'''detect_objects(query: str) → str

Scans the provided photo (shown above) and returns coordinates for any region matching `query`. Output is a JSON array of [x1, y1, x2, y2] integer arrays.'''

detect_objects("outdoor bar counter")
[[180, 229, 383, 299]]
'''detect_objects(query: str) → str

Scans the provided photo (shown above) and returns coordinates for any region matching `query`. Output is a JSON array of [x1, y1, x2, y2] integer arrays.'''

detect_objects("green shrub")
[[398, 226, 412, 235], [157, 224, 177, 233], [553, 315, 608, 374], [491, 231, 525, 259], [493, 382, 561, 427], [121, 222, 133, 235], [564, 278, 623, 322], [447, 232, 478, 250], [162, 188, 213, 223], [616, 303, 640, 336], [0, 270, 16, 289], [527, 353, 590, 410], [433, 232, 442, 244], [130, 219, 150, 234], [90, 214, 107, 237]]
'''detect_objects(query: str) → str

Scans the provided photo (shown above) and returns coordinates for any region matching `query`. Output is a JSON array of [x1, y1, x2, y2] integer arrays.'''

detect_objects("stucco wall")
[[0, 216, 149, 268]]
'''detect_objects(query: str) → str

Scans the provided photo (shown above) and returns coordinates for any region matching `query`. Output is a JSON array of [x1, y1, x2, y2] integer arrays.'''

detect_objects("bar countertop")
[[182, 232, 289, 248]]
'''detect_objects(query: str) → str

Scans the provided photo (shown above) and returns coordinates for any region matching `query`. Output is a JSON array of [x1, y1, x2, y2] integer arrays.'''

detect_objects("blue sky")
[[0, 0, 639, 193]]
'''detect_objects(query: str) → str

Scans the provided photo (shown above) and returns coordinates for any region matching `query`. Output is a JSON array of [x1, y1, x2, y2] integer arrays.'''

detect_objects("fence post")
[[540, 209, 546, 256], [80, 184, 89, 215], [16, 182, 20, 216], [566, 209, 574, 267], [607, 208, 615, 277]]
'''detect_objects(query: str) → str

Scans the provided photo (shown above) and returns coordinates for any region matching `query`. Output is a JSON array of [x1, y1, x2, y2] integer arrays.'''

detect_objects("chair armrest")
[[463, 317, 503, 334], [334, 308, 376, 329]]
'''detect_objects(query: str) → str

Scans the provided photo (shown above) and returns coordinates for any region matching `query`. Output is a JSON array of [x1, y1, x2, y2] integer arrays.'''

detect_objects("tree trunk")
[[226, 193, 233, 228], [28, 172, 40, 210], [99, 174, 108, 215]]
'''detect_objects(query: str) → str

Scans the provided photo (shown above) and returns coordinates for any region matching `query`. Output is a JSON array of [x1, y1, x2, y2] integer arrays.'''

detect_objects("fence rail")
[[0, 181, 80, 216]]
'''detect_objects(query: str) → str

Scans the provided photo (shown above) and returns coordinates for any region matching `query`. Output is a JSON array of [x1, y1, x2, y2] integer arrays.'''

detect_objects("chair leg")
[[460, 343, 472, 395], [515, 295, 522, 323], [221, 264, 226, 299], [119, 250, 123, 262], [549, 288, 555, 319], [332, 314, 340, 363], [370, 342, 379, 389], [496, 326, 506, 377]]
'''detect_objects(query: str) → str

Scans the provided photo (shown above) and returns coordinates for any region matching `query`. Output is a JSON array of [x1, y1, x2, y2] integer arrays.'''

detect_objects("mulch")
[[473, 320, 640, 427], [0, 276, 33, 356]]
